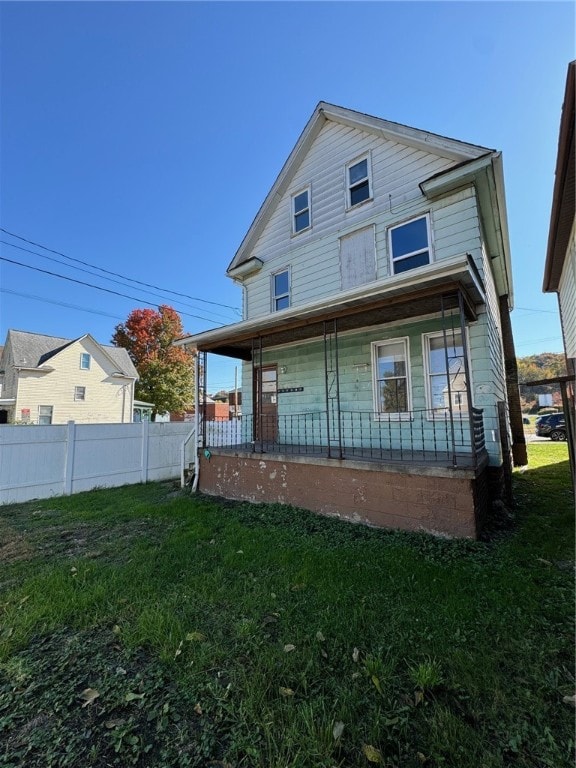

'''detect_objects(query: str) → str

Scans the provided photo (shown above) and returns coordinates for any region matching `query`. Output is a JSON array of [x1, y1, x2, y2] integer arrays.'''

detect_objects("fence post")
[[141, 420, 150, 484], [64, 421, 76, 495]]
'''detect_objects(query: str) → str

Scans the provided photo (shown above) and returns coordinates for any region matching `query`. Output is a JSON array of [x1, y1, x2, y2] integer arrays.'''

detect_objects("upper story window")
[[371, 338, 411, 417], [80, 353, 91, 370], [347, 155, 371, 208], [389, 214, 432, 275], [292, 187, 311, 234], [272, 268, 290, 311], [74, 386, 86, 401]]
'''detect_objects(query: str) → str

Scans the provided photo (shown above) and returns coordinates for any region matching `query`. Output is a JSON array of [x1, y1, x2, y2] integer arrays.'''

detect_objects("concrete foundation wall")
[[199, 452, 488, 538]]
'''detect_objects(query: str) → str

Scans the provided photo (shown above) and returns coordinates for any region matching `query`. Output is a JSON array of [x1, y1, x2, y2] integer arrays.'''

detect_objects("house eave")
[[543, 60, 575, 293], [177, 253, 485, 360], [421, 152, 513, 307]]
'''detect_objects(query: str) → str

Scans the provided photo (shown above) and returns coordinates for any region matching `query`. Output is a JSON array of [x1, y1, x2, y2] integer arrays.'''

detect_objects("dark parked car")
[[535, 413, 566, 441]]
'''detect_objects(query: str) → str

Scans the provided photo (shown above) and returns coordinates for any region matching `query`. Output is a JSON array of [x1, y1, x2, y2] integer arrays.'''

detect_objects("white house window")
[[292, 188, 310, 234], [74, 386, 86, 401], [389, 215, 432, 274], [38, 405, 53, 425], [80, 353, 91, 370], [347, 155, 371, 208], [272, 268, 290, 311], [424, 330, 469, 417], [371, 338, 411, 416]]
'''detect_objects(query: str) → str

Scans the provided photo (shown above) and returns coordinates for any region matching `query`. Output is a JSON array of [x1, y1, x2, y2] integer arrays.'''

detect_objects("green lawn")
[[0, 443, 574, 767]]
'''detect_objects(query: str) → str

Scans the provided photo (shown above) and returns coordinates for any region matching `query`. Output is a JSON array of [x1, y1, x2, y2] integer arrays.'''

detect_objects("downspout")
[[192, 351, 201, 493], [499, 294, 528, 466]]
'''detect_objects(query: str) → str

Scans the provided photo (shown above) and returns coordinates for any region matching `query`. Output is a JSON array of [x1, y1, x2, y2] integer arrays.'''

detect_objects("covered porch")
[[188, 255, 488, 471]]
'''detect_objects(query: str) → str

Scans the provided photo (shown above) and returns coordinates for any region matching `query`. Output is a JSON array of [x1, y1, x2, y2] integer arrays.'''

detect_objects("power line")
[[0, 239, 236, 324], [0, 226, 241, 314], [0, 287, 125, 322], [0, 254, 223, 325]]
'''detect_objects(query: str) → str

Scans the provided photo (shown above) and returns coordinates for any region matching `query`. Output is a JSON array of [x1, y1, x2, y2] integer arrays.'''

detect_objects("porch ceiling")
[[185, 255, 485, 361]]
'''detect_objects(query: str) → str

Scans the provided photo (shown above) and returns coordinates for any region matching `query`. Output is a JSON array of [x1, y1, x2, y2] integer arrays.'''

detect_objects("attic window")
[[347, 155, 371, 208], [292, 188, 311, 234], [80, 353, 91, 370]]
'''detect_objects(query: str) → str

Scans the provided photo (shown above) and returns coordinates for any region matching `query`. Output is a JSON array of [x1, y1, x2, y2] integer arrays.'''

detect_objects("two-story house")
[[177, 103, 526, 538], [0, 330, 138, 424]]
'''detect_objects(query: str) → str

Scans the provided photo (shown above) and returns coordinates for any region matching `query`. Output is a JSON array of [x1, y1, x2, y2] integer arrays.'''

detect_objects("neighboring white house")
[[177, 102, 525, 538], [543, 59, 576, 480], [544, 61, 576, 382], [0, 330, 138, 424]]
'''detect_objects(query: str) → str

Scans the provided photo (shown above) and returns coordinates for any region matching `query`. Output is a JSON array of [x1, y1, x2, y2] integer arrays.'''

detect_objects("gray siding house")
[[178, 103, 525, 538]]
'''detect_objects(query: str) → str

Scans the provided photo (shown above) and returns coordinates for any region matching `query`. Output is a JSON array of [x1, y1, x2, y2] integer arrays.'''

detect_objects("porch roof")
[[178, 253, 485, 361]]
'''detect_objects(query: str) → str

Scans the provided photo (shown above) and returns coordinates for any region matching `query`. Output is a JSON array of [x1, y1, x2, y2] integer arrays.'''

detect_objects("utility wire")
[[0, 226, 241, 314], [0, 239, 236, 324], [0, 255, 222, 326], [0, 287, 125, 322]]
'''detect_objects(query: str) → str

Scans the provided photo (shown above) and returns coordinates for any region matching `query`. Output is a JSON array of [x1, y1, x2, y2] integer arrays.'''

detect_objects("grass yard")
[[0, 443, 574, 767]]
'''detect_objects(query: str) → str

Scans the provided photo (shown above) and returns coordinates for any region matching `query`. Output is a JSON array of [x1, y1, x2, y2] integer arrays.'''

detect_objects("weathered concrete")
[[199, 451, 489, 538]]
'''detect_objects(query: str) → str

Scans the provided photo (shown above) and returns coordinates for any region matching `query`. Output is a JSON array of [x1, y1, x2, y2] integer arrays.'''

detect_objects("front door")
[[254, 365, 278, 443]]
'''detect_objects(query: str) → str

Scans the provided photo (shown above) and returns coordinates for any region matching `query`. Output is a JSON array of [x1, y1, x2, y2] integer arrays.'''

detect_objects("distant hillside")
[[516, 352, 567, 411]]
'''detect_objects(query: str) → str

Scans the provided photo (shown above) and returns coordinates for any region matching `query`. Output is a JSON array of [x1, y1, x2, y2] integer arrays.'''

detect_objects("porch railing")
[[201, 407, 486, 469]]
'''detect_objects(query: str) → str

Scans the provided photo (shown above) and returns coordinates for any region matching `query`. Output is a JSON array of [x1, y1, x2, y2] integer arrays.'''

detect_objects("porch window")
[[80, 353, 91, 370], [272, 268, 290, 311], [74, 386, 86, 401], [424, 330, 469, 417], [371, 338, 411, 416], [292, 187, 310, 234], [347, 155, 371, 208], [38, 405, 53, 425], [389, 215, 431, 274]]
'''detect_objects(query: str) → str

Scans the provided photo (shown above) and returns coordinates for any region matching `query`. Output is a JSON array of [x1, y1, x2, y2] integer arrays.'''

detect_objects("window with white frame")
[[292, 187, 310, 234], [424, 330, 469, 416], [74, 386, 86, 401], [389, 215, 432, 275], [272, 268, 290, 311], [371, 338, 411, 416], [347, 155, 371, 208], [38, 405, 53, 425], [80, 352, 91, 370]]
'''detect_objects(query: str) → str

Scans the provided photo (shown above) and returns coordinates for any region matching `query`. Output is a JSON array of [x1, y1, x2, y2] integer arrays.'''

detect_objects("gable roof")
[[544, 60, 575, 292], [227, 101, 494, 274], [4, 330, 138, 378]]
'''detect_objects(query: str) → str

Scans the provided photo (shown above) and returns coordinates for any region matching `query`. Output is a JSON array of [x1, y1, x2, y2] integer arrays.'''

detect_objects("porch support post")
[[258, 337, 264, 453], [323, 319, 343, 459], [323, 321, 332, 457], [498, 294, 528, 466], [458, 290, 478, 466], [440, 294, 458, 467]]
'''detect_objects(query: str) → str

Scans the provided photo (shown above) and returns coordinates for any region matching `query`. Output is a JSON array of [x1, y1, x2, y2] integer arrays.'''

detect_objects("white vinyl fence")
[[0, 421, 197, 505]]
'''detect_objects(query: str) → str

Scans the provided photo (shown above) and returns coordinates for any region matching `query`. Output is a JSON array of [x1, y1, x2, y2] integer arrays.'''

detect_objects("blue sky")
[[0, 1, 574, 392]]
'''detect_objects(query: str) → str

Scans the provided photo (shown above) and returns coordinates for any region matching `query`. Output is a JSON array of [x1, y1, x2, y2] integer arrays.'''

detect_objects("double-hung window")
[[74, 386, 86, 401], [347, 155, 371, 208], [389, 215, 432, 274], [292, 187, 310, 234], [80, 353, 91, 370], [371, 338, 411, 416], [38, 405, 53, 425], [272, 268, 290, 311], [424, 330, 469, 417]]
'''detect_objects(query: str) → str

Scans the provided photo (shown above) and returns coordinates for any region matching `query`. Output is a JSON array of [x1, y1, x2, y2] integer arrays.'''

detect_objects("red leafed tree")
[[112, 305, 194, 419]]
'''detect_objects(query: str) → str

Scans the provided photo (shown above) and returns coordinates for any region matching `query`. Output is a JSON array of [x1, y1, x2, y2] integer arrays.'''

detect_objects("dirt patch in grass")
[[0, 625, 221, 768], [0, 516, 176, 566]]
